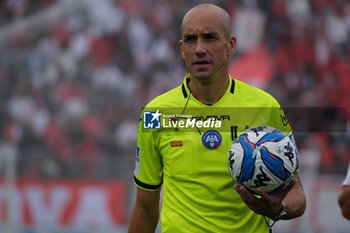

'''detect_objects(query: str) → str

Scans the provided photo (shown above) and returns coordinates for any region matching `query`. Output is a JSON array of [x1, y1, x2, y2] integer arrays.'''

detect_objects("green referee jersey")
[[134, 74, 294, 233]]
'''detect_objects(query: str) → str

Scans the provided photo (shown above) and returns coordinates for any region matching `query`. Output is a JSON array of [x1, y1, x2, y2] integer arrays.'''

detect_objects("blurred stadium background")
[[0, 0, 349, 232]]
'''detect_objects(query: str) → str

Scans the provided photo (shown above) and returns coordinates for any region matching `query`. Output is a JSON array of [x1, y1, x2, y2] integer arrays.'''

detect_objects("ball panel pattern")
[[228, 126, 298, 194], [259, 146, 291, 182], [238, 133, 257, 183]]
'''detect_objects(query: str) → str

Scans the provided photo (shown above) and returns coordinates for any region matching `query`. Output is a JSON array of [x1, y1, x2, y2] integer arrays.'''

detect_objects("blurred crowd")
[[0, 0, 349, 180], [0, 0, 58, 26]]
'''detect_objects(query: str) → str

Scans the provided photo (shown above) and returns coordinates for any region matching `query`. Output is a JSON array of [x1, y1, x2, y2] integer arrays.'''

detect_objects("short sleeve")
[[265, 100, 293, 136], [133, 112, 163, 191]]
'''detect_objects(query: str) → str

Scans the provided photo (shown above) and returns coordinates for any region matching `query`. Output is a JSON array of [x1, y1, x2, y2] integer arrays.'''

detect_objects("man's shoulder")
[[233, 79, 280, 107], [146, 85, 185, 108], [234, 79, 274, 98]]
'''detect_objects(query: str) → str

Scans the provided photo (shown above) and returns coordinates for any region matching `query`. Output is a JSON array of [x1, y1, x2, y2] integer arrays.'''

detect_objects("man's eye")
[[204, 34, 216, 40], [185, 36, 196, 42]]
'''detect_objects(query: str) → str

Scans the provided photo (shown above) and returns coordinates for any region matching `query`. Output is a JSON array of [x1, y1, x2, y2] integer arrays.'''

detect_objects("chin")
[[191, 71, 214, 80]]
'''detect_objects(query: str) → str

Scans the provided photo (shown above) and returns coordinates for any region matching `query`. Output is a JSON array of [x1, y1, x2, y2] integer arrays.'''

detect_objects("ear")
[[179, 39, 185, 59], [227, 36, 237, 56]]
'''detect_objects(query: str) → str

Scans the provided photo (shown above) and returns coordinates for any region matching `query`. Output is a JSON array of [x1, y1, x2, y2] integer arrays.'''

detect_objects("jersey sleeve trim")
[[133, 175, 162, 191]]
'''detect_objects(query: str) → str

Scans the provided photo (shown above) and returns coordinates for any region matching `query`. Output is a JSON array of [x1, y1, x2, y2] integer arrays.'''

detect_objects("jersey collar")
[[181, 74, 235, 99]]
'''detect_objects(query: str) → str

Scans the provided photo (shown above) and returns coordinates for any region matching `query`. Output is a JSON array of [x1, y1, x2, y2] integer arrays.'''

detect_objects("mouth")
[[192, 59, 212, 68]]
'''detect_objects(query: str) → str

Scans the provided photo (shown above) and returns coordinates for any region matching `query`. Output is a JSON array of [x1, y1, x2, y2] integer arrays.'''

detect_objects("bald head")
[[181, 4, 232, 39]]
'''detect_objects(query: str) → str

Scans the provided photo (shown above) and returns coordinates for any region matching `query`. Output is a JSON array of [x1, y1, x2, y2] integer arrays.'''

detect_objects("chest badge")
[[202, 130, 222, 150]]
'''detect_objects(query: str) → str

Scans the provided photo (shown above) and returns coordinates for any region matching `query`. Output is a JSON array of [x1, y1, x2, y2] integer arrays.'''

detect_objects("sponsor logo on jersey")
[[143, 110, 161, 129], [162, 116, 221, 128], [143, 109, 223, 129], [202, 130, 222, 149]]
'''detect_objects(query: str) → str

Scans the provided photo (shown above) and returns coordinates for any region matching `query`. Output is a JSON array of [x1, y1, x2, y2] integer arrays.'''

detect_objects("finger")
[[238, 186, 259, 203], [234, 184, 248, 202], [234, 184, 250, 196], [234, 183, 241, 192], [256, 187, 269, 200], [237, 185, 251, 196], [256, 188, 281, 206]]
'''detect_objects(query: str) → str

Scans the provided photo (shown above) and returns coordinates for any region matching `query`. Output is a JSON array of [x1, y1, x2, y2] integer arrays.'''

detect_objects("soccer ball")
[[228, 126, 298, 194]]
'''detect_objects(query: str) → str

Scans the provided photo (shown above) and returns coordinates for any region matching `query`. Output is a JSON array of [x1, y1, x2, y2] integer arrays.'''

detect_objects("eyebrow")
[[202, 32, 217, 38], [183, 31, 218, 40], [183, 34, 196, 40]]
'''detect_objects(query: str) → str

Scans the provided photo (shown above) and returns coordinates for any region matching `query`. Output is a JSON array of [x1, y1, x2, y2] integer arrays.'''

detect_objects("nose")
[[195, 38, 206, 56]]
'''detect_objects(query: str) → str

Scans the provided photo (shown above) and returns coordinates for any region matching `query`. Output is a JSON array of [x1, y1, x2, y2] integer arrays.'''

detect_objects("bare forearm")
[[281, 175, 306, 220], [128, 204, 159, 233], [338, 186, 350, 220], [128, 188, 160, 233]]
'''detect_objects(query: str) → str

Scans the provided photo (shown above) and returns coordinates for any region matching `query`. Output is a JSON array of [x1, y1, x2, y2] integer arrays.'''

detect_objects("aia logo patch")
[[170, 141, 183, 147], [202, 130, 222, 150]]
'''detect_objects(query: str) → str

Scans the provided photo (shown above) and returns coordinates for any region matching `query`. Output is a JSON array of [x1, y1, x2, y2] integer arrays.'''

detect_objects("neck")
[[188, 72, 229, 105]]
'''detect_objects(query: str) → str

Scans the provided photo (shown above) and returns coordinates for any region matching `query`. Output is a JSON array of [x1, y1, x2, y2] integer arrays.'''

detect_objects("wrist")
[[271, 201, 287, 222]]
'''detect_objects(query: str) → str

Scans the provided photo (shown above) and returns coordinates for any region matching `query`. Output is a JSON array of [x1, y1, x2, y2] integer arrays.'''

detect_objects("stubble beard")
[[190, 66, 226, 84]]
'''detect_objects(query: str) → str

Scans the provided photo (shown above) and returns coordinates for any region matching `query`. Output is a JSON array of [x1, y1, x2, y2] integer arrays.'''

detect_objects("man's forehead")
[[182, 22, 224, 37], [182, 25, 220, 35], [181, 7, 228, 36]]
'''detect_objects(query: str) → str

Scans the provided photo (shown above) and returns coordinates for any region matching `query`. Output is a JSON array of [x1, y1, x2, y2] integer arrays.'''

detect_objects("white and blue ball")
[[228, 126, 298, 194]]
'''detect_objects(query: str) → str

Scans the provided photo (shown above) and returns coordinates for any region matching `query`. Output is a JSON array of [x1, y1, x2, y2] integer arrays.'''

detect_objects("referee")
[[129, 4, 306, 233]]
